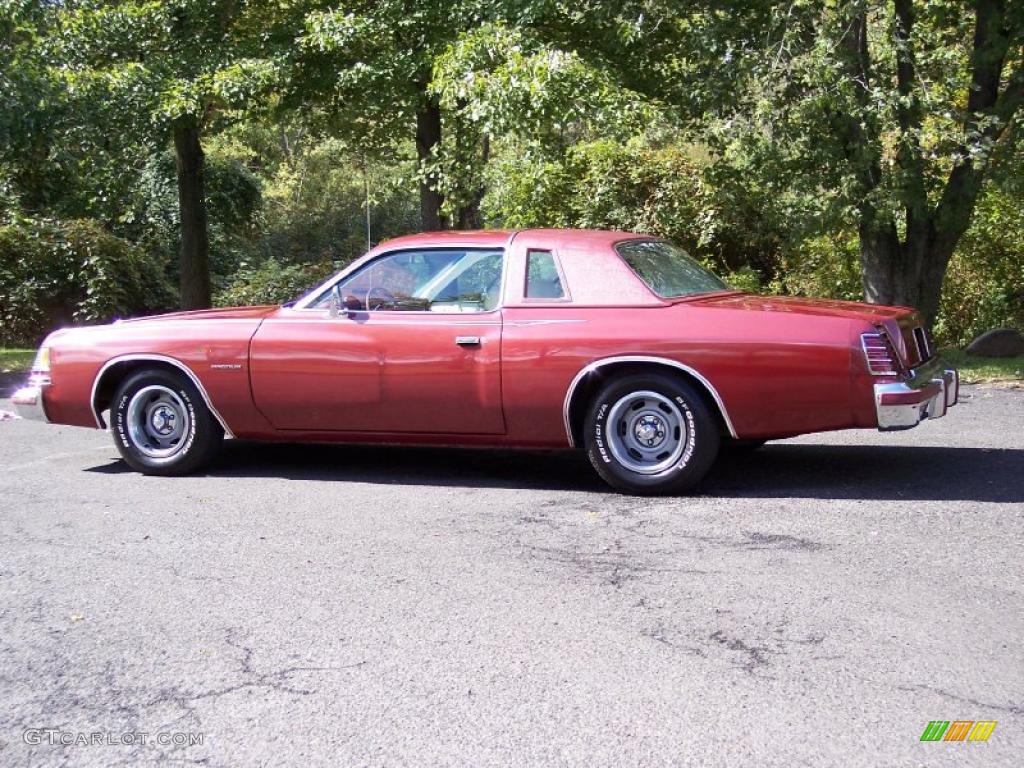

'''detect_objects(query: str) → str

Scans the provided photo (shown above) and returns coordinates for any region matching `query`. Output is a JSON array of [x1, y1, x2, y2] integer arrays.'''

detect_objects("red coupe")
[[12, 229, 959, 494]]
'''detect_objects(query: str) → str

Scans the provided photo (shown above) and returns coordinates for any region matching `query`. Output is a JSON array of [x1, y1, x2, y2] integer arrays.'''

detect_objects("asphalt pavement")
[[0, 383, 1021, 767]]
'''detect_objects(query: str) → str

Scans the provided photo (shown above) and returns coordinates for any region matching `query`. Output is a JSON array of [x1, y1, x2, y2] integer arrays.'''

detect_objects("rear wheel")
[[111, 369, 223, 475], [583, 373, 720, 495]]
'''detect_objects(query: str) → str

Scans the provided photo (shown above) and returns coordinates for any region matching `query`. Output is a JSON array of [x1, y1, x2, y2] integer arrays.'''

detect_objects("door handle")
[[455, 336, 481, 347]]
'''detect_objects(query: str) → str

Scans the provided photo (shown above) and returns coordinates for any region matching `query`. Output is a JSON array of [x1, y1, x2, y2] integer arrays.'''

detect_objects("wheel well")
[[565, 361, 733, 447], [92, 359, 193, 428]]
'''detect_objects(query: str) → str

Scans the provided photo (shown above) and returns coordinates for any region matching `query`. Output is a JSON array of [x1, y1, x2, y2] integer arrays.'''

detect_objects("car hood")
[[115, 305, 280, 324], [684, 292, 915, 322]]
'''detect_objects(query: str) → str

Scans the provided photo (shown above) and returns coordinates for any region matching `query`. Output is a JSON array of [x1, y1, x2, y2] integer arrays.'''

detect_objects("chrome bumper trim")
[[11, 384, 49, 422], [875, 368, 958, 431]]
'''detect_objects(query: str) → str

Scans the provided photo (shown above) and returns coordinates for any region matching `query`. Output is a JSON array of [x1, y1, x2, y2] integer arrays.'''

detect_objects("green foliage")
[[936, 181, 1024, 346], [1, 0, 1021, 343], [0, 219, 174, 346], [484, 133, 784, 279], [772, 233, 864, 303], [132, 149, 263, 283], [0, 348, 35, 373], [255, 140, 419, 268], [214, 258, 330, 308], [207, 121, 420, 269]]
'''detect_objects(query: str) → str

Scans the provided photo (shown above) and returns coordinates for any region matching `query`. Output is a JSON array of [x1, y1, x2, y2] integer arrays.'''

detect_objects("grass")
[[0, 348, 35, 373], [940, 348, 1024, 384]]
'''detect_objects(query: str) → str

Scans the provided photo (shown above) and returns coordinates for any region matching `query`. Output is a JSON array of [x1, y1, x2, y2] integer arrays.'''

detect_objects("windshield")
[[616, 240, 728, 298]]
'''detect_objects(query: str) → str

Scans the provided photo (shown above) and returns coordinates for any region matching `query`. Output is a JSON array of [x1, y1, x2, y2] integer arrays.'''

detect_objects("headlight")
[[32, 346, 51, 372]]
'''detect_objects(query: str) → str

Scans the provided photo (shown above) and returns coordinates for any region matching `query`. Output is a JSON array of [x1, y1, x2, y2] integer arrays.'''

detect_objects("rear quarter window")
[[525, 250, 567, 300], [616, 240, 727, 298]]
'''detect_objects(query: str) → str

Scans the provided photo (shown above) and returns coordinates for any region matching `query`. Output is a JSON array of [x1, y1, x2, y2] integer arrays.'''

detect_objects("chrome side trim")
[[562, 355, 739, 447], [90, 354, 235, 438], [506, 319, 587, 327]]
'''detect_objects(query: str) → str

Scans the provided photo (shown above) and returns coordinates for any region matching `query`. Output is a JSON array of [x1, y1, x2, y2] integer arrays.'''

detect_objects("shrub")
[[0, 219, 174, 346], [772, 232, 863, 302], [935, 184, 1024, 346], [214, 258, 332, 308], [132, 150, 264, 289], [482, 136, 786, 281]]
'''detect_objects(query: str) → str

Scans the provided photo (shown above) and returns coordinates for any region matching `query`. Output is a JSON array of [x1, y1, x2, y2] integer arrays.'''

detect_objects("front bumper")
[[875, 368, 958, 430], [11, 380, 50, 422]]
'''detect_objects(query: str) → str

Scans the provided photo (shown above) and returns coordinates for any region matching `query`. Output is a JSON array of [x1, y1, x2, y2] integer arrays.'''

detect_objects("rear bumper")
[[11, 381, 50, 422], [874, 369, 958, 430]]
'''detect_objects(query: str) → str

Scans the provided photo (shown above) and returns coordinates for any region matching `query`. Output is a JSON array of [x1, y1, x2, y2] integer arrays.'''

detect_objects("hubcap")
[[606, 390, 688, 475], [127, 385, 190, 460], [633, 414, 667, 447]]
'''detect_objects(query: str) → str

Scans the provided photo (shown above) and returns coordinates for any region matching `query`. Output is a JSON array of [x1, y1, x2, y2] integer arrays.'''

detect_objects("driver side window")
[[313, 248, 504, 312]]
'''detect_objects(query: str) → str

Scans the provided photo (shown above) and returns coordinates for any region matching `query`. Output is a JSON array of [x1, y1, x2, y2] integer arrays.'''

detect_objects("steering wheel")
[[365, 285, 397, 311]]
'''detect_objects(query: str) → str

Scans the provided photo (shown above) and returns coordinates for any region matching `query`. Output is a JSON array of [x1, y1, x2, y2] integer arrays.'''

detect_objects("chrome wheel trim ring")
[[126, 385, 190, 460], [606, 390, 688, 475]]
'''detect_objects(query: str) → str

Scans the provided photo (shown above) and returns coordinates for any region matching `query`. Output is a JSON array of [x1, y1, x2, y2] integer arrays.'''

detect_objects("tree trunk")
[[859, 218, 947, 324], [415, 97, 445, 231], [455, 134, 489, 229], [173, 119, 211, 309]]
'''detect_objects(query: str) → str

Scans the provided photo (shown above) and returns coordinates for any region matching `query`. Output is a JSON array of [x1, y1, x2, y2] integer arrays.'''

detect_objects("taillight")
[[861, 332, 902, 376], [912, 326, 933, 362]]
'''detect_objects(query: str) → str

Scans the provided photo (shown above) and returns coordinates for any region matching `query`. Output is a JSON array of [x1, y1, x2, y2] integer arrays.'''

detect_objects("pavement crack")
[[708, 629, 773, 674], [894, 683, 1024, 715]]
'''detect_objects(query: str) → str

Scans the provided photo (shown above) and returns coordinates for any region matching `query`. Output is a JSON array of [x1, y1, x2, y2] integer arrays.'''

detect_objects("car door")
[[248, 247, 506, 434]]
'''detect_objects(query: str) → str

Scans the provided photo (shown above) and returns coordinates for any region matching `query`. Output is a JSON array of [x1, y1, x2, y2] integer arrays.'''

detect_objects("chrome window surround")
[[290, 237, 516, 314], [562, 355, 738, 447], [522, 249, 572, 303], [90, 354, 234, 438]]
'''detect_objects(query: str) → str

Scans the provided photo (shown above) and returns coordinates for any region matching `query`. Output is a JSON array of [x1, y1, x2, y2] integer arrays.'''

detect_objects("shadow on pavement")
[[704, 444, 1023, 503], [85, 440, 1024, 503]]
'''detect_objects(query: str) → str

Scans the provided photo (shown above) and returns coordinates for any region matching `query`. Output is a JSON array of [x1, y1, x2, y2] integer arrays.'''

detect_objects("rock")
[[965, 327, 1024, 357]]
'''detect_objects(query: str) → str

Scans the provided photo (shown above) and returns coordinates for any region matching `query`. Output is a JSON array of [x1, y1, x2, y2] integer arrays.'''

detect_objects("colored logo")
[[920, 721, 997, 742]]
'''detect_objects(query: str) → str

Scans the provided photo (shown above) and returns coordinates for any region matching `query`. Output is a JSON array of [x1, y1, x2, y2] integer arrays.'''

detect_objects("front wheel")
[[583, 373, 720, 495], [111, 369, 224, 476]]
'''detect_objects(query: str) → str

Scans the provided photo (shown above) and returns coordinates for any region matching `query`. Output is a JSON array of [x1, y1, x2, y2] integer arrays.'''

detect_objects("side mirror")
[[328, 285, 343, 317], [328, 285, 361, 318]]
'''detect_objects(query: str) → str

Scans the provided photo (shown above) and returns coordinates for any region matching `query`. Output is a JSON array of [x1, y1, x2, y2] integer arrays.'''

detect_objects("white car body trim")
[[90, 354, 235, 438], [562, 354, 738, 447]]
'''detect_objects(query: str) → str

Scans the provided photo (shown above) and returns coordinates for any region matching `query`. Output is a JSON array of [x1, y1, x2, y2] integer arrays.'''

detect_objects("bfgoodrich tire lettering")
[[111, 369, 223, 476], [584, 372, 720, 495]]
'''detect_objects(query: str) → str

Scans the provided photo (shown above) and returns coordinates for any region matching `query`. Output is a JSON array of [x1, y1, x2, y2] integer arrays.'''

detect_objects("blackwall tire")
[[583, 373, 720, 495], [111, 368, 224, 476]]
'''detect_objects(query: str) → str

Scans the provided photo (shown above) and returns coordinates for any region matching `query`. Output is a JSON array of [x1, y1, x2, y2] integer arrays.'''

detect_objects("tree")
[[526, 1, 1024, 326], [299, 1, 512, 231], [831, 0, 1024, 324], [50, 1, 301, 308], [430, 21, 653, 227]]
